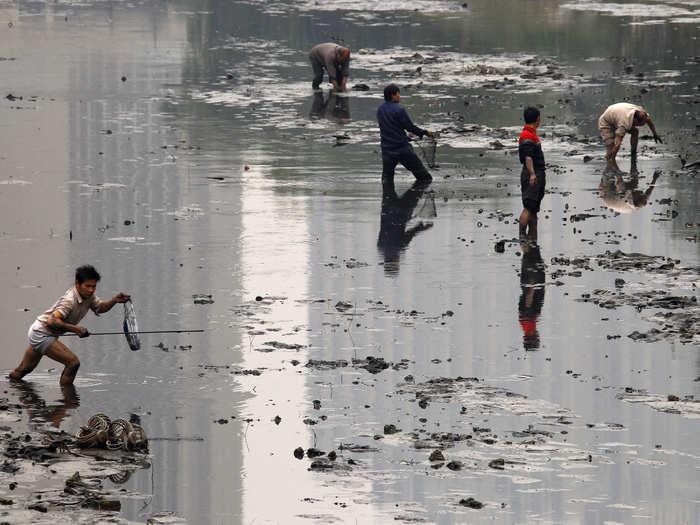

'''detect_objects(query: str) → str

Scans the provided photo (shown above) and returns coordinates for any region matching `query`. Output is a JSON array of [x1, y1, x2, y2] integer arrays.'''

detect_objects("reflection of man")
[[598, 102, 661, 172], [309, 43, 350, 92], [378, 178, 433, 276], [12, 381, 80, 429], [309, 92, 350, 123], [518, 243, 545, 351], [599, 165, 661, 214], [378, 84, 433, 184]]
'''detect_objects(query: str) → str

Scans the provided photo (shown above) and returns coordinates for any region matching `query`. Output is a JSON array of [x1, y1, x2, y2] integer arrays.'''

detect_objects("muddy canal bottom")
[[0, 0, 698, 524]]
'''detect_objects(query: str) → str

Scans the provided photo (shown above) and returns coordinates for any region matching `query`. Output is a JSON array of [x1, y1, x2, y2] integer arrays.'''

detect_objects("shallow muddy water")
[[0, 0, 698, 524]]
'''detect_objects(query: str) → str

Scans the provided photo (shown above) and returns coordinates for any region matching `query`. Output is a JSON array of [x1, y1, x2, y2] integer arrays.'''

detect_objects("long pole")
[[64, 329, 204, 336]]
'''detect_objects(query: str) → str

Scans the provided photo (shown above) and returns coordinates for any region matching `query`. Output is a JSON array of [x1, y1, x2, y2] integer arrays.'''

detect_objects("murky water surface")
[[0, 0, 698, 523]]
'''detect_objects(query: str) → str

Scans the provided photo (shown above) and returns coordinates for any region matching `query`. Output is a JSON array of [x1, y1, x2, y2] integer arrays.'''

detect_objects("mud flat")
[[0, 0, 698, 523]]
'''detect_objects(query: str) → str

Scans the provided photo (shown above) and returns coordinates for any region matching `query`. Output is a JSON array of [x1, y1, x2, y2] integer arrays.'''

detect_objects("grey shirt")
[[31, 286, 101, 335], [309, 43, 349, 81]]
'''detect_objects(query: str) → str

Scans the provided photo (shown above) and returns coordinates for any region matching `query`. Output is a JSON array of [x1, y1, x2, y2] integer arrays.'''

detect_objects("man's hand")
[[529, 172, 536, 185], [425, 130, 433, 137], [653, 134, 663, 144], [113, 292, 131, 303], [76, 326, 90, 338]]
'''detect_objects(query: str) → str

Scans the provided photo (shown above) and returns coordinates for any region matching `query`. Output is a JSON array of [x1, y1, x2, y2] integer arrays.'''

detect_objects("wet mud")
[[1, 0, 699, 524], [0, 391, 151, 524]]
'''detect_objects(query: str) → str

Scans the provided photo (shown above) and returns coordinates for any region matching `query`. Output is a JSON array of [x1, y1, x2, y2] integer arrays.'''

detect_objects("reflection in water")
[[518, 244, 545, 351], [108, 470, 133, 485], [378, 178, 433, 276], [11, 381, 80, 429], [599, 166, 661, 213], [309, 91, 350, 123]]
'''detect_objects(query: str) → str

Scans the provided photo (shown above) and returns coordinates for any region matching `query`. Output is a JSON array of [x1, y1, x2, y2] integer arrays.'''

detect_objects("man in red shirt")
[[518, 107, 546, 240]]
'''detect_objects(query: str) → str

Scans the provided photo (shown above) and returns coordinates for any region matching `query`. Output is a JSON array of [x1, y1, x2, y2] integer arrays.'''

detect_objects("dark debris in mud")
[[305, 356, 410, 374], [458, 497, 484, 509], [0, 399, 150, 521], [549, 250, 699, 343]]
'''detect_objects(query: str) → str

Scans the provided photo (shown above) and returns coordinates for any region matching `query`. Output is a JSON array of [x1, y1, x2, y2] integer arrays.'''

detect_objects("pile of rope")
[[75, 414, 148, 452]]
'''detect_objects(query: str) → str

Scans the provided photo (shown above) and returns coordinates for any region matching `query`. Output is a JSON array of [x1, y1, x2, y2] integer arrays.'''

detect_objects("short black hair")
[[75, 265, 101, 284], [523, 106, 540, 125], [384, 84, 400, 102], [633, 111, 644, 124]]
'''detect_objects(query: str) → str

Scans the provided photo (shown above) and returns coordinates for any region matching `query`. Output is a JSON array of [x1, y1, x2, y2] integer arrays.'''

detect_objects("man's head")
[[523, 106, 541, 126], [335, 47, 350, 63], [384, 84, 400, 102], [633, 110, 646, 126], [75, 265, 101, 300]]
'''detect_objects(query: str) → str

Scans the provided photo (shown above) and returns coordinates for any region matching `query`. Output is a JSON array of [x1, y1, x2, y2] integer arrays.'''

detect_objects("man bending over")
[[598, 102, 661, 172], [309, 43, 351, 92]]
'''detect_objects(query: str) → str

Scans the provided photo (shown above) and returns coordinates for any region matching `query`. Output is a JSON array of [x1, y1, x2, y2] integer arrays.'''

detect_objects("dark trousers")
[[310, 57, 325, 89], [310, 57, 342, 89], [382, 147, 432, 183]]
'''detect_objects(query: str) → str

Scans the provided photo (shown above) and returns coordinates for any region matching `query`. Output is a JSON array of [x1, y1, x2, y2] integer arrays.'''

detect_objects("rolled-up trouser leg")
[[399, 149, 432, 183]]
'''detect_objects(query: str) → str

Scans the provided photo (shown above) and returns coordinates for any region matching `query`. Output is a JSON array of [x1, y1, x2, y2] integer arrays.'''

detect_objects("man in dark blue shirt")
[[518, 106, 546, 240], [377, 84, 433, 184]]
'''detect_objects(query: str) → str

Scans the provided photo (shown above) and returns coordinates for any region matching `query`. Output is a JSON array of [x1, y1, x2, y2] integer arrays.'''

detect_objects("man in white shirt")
[[9, 265, 130, 385], [598, 102, 661, 172]]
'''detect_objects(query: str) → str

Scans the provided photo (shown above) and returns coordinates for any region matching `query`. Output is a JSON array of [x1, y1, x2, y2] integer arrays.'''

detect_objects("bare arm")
[[646, 117, 661, 142], [47, 310, 89, 337], [97, 292, 131, 314], [525, 157, 536, 185], [607, 135, 624, 159]]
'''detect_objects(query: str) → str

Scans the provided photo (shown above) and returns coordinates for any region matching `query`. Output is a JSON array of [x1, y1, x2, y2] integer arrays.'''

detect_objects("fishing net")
[[414, 190, 437, 219], [123, 300, 140, 351], [416, 132, 438, 169]]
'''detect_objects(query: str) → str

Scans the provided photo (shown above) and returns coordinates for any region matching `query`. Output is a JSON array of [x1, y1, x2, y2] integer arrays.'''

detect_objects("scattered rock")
[[446, 460, 463, 471], [335, 301, 353, 312], [429, 450, 445, 462], [458, 497, 483, 509], [193, 294, 214, 304], [383, 424, 400, 435], [488, 458, 505, 470]]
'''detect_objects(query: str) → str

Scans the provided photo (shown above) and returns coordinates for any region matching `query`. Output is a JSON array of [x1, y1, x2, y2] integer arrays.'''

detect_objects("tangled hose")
[[75, 414, 147, 452], [75, 413, 110, 448], [106, 419, 148, 452]]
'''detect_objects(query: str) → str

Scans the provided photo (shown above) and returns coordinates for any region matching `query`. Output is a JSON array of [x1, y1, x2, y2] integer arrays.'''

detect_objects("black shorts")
[[521, 168, 546, 214]]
